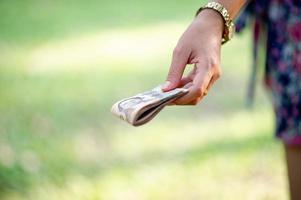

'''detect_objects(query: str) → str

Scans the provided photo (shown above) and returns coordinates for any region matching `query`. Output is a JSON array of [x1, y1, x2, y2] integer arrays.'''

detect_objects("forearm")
[[212, 0, 247, 19], [194, 0, 246, 41]]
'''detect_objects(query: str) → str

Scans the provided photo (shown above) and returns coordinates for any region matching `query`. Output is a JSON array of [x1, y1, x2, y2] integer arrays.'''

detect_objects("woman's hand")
[[162, 10, 224, 105]]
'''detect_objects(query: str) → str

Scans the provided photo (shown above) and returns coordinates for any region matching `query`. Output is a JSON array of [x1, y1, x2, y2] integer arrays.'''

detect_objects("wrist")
[[195, 2, 236, 44], [194, 9, 224, 38]]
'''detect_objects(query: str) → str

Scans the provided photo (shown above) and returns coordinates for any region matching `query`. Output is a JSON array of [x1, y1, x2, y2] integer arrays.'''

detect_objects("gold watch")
[[196, 2, 235, 44]]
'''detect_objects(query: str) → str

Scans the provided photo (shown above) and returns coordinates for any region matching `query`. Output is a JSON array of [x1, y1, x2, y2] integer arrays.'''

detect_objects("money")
[[111, 85, 188, 126]]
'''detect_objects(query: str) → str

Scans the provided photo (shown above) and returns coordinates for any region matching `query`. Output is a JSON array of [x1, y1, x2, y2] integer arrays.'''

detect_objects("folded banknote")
[[111, 86, 188, 126]]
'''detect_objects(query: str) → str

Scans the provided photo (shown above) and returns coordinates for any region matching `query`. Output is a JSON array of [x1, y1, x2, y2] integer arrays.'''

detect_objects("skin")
[[161, 1, 301, 199], [161, 0, 246, 105], [162, 9, 223, 105], [285, 145, 301, 200]]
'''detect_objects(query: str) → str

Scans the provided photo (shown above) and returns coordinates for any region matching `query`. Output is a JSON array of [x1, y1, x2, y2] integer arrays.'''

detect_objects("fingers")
[[177, 77, 191, 88], [162, 47, 190, 92], [167, 82, 192, 106], [173, 62, 213, 105], [206, 71, 220, 91], [178, 75, 193, 88], [171, 65, 196, 88], [183, 75, 217, 105], [168, 64, 220, 106]]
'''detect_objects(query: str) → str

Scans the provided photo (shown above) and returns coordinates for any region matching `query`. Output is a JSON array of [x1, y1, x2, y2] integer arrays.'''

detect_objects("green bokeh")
[[0, 0, 288, 199]]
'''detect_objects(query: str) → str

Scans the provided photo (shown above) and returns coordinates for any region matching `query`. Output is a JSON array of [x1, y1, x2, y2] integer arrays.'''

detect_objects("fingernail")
[[161, 81, 171, 90]]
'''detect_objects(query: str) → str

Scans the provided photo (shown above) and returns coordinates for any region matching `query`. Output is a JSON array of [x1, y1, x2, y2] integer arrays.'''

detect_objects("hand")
[[161, 10, 224, 105]]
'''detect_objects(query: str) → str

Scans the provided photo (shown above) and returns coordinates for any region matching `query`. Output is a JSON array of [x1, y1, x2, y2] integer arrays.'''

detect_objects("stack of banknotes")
[[111, 85, 188, 126]]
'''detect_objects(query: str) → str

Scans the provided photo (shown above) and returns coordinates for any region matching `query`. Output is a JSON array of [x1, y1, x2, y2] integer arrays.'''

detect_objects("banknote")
[[111, 85, 188, 126]]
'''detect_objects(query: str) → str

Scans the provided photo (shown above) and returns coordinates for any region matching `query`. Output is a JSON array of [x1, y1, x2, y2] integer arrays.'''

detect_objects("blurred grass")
[[0, 0, 202, 44], [0, 0, 288, 199]]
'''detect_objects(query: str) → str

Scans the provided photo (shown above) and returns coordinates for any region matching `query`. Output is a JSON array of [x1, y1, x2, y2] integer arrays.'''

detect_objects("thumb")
[[162, 48, 189, 92]]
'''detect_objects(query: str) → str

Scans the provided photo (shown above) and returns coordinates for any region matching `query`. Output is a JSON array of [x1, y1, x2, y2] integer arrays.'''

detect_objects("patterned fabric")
[[236, 0, 301, 145]]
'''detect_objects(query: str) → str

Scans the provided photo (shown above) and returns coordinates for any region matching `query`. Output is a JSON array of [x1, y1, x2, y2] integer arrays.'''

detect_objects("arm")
[[162, 0, 246, 105]]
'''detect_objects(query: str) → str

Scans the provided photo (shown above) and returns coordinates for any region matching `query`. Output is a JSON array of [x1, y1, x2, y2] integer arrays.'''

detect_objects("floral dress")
[[236, 0, 301, 145]]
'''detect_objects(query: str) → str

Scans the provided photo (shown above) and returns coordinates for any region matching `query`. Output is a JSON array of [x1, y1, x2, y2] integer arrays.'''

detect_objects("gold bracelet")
[[196, 2, 235, 44]]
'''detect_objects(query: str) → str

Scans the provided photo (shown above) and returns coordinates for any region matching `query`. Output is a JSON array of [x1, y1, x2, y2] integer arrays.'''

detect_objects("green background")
[[0, 0, 288, 199]]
